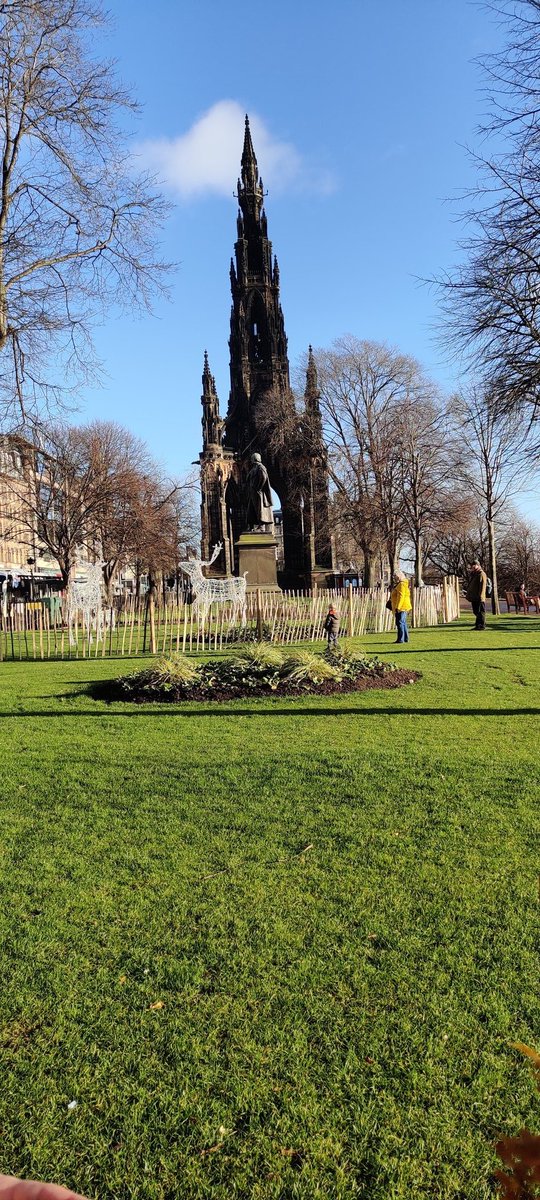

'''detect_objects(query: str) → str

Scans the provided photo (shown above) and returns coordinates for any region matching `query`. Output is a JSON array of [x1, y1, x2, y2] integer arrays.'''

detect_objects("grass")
[[0, 616, 539, 1199]]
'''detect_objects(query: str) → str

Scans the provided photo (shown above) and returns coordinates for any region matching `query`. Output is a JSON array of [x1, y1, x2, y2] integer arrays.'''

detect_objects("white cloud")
[[137, 100, 336, 200]]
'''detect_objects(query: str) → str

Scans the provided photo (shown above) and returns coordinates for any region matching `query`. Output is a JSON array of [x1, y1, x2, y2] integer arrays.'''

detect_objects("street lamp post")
[[26, 556, 35, 602]]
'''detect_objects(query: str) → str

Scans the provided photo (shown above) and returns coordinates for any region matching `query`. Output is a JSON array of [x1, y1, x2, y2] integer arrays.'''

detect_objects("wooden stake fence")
[[0, 577, 461, 661]]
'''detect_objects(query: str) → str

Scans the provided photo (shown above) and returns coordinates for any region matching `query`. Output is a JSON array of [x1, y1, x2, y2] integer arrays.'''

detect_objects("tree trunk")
[[487, 515, 500, 615], [362, 545, 374, 588], [104, 565, 116, 605], [61, 558, 77, 590], [386, 539, 398, 583], [148, 569, 158, 603], [414, 534, 423, 587]]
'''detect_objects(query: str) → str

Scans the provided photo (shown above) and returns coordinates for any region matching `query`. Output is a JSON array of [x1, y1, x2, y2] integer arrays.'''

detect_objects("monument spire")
[[237, 114, 264, 222], [241, 114, 258, 182], [305, 345, 318, 396], [304, 345, 324, 443], [201, 350, 223, 450]]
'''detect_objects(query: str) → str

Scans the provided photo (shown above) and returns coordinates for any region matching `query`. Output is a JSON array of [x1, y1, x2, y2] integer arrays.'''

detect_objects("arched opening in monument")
[[247, 238, 263, 277], [220, 474, 240, 576], [246, 291, 270, 366], [270, 487, 285, 571]]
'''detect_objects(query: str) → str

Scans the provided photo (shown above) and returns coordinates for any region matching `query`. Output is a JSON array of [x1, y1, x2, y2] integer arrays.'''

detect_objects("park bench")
[[505, 589, 540, 613]]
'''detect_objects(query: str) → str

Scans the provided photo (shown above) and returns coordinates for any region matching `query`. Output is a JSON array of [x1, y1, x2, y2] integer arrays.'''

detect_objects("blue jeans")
[[395, 610, 409, 642]]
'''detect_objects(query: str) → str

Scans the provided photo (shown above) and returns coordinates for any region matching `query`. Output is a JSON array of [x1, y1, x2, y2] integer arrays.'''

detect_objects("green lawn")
[[0, 617, 539, 1199]]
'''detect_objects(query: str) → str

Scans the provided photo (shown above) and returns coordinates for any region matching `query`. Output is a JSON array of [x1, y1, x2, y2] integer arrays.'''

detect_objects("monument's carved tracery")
[[199, 116, 333, 587]]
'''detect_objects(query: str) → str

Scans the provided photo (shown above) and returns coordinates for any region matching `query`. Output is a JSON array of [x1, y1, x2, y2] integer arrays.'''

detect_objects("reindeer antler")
[[208, 542, 223, 566]]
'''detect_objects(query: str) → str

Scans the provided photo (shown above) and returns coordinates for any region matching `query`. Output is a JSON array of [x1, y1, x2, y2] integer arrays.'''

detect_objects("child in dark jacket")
[[323, 605, 339, 648]]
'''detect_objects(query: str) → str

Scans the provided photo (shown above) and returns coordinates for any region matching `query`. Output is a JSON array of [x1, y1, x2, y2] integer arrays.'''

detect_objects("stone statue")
[[245, 452, 274, 530]]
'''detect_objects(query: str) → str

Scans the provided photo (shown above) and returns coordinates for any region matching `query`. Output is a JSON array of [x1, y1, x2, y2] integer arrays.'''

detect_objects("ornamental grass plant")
[[280, 648, 344, 686], [115, 653, 198, 699], [231, 643, 286, 670]]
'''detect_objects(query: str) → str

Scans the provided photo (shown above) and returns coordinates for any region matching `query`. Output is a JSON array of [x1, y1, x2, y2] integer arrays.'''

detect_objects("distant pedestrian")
[[466, 562, 487, 630], [390, 571, 412, 644], [323, 604, 339, 649], [518, 582, 528, 611]]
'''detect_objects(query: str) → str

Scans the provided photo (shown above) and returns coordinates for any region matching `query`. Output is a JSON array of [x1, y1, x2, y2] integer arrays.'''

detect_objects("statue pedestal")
[[236, 531, 281, 591]]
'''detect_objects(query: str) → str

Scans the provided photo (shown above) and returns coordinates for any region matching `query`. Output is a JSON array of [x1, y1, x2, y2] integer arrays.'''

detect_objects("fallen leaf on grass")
[[148, 1000, 165, 1010], [199, 1142, 223, 1157], [118, 975, 127, 985], [511, 1041, 540, 1068], [495, 1129, 540, 1195]]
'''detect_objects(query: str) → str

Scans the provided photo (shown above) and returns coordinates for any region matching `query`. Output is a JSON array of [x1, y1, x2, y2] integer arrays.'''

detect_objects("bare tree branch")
[[448, 385, 533, 610], [435, 1, 540, 439], [0, 0, 172, 424]]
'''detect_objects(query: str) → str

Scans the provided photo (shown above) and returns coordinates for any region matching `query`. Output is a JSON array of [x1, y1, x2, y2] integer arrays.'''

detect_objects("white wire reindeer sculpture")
[[179, 542, 247, 624], [65, 558, 105, 646]]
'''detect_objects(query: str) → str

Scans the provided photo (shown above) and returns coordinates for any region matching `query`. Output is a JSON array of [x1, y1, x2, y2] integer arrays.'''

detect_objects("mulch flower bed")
[[94, 668, 421, 705]]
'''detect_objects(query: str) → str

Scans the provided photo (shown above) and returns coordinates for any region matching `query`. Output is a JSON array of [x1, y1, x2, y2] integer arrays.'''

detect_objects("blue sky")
[[80, 1, 536, 515]]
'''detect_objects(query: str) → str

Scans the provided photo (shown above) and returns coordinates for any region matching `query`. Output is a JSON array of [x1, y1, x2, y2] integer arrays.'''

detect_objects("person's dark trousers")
[[471, 600, 486, 629], [395, 610, 409, 643]]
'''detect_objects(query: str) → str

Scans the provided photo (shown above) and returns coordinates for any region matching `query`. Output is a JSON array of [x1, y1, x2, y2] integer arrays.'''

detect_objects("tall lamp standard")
[[26, 556, 35, 601]]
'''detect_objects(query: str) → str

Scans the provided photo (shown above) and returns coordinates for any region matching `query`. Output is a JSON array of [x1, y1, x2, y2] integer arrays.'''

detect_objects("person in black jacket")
[[466, 562, 487, 629]]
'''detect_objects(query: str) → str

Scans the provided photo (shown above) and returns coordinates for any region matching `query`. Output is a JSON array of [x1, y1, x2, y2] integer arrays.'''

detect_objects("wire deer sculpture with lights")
[[179, 542, 247, 624], [65, 558, 105, 646]]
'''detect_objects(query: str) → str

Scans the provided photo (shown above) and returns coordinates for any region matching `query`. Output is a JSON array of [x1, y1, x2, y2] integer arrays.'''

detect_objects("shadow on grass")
[[375, 644, 540, 654], [2, 705, 540, 718]]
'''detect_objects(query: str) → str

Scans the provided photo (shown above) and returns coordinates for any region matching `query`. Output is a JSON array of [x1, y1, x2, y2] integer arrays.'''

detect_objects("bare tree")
[[123, 471, 199, 602], [3, 420, 115, 585], [1, 419, 188, 592], [330, 477, 384, 586], [316, 337, 442, 581], [396, 399, 472, 585], [85, 423, 185, 602], [437, 0, 540, 438], [0, 0, 170, 423], [426, 509, 487, 580], [449, 387, 533, 611], [497, 510, 540, 592]]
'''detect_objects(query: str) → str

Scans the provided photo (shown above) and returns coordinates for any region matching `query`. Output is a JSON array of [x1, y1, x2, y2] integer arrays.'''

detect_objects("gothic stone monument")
[[199, 116, 333, 588]]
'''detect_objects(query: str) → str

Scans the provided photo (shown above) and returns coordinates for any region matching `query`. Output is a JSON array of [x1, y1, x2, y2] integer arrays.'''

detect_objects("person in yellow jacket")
[[391, 570, 412, 643]]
